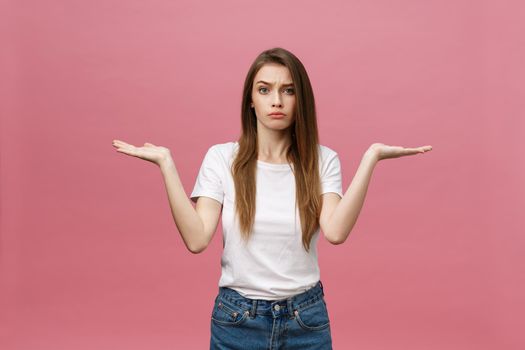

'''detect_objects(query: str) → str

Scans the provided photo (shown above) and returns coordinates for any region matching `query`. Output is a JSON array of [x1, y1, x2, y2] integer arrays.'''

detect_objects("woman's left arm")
[[321, 143, 433, 245]]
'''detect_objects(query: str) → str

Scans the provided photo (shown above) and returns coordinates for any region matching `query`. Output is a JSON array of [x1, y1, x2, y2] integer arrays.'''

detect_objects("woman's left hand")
[[368, 143, 433, 161]]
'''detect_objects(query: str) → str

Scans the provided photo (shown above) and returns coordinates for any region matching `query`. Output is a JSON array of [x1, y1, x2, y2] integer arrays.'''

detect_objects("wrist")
[[159, 156, 175, 171], [364, 146, 380, 163]]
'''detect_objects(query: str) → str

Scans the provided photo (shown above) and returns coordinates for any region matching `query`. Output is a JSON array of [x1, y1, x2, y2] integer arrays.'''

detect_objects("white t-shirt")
[[190, 141, 343, 300]]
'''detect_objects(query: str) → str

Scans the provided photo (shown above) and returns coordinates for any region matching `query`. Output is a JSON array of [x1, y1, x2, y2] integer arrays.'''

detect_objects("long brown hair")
[[232, 47, 322, 252]]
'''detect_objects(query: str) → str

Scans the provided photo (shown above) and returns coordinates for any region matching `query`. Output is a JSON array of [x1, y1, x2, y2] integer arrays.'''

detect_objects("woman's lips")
[[269, 113, 285, 118]]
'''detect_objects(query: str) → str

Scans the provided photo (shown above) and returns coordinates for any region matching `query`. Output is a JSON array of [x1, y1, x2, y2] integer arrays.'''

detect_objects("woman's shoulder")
[[208, 140, 237, 152], [204, 141, 238, 162], [318, 144, 339, 160]]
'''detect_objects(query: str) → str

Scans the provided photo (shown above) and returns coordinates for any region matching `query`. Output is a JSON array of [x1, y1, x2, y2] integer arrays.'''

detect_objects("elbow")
[[188, 243, 207, 254], [188, 246, 205, 254], [329, 238, 345, 245], [325, 231, 347, 245], [185, 226, 209, 254]]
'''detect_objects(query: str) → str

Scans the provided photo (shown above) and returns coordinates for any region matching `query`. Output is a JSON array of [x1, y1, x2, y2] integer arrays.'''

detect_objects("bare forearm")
[[328, 149, 378, 244], [159, 158, 204, 253]]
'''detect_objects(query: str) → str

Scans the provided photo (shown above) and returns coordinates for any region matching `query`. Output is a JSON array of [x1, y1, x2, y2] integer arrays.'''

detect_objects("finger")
[[416, 146, 432, 153], [113, 140, 133, 147], [402, 148, 421, 155], [115, 147, 132, 155], [116, 146, 139, 157], [407, 146, 432, 154], [113, 141, 136, 151]]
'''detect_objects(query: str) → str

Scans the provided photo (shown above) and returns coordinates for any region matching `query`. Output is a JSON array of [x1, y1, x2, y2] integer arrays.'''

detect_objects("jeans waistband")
[[216, 280, 325, 318]]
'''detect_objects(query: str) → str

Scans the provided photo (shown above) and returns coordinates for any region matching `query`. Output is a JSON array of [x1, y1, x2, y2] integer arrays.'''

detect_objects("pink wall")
[[1, 0, 523, 349]]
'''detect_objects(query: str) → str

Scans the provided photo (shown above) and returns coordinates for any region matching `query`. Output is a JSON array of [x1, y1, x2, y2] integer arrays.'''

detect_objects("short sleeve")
[[190, 145, 224, 204], [321, 151, 343, 198]]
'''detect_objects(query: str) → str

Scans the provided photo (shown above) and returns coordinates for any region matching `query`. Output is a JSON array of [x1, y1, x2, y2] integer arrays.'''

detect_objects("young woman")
[[112, 47, 432, 349]]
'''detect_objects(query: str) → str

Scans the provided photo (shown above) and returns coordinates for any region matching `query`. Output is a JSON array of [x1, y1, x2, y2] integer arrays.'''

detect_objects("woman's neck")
[[257, 134, 292, 163]]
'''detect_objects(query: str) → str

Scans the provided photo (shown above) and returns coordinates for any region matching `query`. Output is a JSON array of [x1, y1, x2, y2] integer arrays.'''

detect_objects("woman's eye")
[[258, 87, 294, 94]]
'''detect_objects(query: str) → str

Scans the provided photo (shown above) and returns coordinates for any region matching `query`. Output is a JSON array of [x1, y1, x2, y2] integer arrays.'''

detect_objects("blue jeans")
[[210, 280, 332, 349]]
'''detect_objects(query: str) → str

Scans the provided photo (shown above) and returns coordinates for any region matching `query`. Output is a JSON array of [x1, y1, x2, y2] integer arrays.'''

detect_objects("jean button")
[[274, 304, 280, 311]]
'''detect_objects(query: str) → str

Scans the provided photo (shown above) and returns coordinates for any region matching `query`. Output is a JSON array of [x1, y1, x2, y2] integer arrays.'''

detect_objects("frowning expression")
[[251, 63, 296, 131]]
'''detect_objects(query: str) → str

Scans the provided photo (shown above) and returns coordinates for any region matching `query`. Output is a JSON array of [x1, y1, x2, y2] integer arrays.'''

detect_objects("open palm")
[[370, 143, 433, 161], [112, 139, 171, 166]]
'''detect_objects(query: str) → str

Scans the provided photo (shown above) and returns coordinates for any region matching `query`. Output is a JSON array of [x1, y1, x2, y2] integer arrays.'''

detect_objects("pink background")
[[1, 0, 524, 349]]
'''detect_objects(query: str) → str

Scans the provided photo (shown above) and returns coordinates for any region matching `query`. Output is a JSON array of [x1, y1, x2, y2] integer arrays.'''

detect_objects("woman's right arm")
[[112, 140, 221, 254], [159, 158, 222, 254]]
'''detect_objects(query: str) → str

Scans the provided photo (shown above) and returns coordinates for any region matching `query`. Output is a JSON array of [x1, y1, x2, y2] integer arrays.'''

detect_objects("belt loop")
[[250, 299, 257, 318], [287, 297, 294, 318]]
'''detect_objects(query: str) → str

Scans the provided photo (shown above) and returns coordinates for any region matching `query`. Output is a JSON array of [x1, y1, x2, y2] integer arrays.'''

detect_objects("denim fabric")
[[210, 281, 332, 350]]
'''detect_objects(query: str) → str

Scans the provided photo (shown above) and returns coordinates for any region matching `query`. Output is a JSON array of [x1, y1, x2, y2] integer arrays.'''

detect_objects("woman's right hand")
[[112, 139, 173, 167]]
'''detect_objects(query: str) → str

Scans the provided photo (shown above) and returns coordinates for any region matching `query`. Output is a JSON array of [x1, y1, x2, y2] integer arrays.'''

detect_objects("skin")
[[319, 143, 432, 244], [111, 63, 433, 249], [250, 63, 296, 163]]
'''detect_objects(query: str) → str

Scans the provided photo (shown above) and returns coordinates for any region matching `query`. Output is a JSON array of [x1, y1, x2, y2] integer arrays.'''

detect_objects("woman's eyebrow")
[[255, 80, 294, 86]]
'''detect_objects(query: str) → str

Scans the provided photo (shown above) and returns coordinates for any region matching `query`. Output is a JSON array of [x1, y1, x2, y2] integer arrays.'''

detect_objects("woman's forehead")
[[254, 63, 293, 84]]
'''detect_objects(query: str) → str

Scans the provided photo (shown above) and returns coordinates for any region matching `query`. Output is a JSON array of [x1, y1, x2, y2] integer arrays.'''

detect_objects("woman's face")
[[251, 63, 296, 132]]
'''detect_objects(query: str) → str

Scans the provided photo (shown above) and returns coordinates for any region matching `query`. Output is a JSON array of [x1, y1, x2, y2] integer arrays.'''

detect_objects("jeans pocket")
[[294, 298, 330, 331], [211, 297, 250, 327]]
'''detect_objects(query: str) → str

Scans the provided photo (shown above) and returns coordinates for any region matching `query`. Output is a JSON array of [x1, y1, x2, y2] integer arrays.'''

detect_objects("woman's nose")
[[271, 92, 283, 107]]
